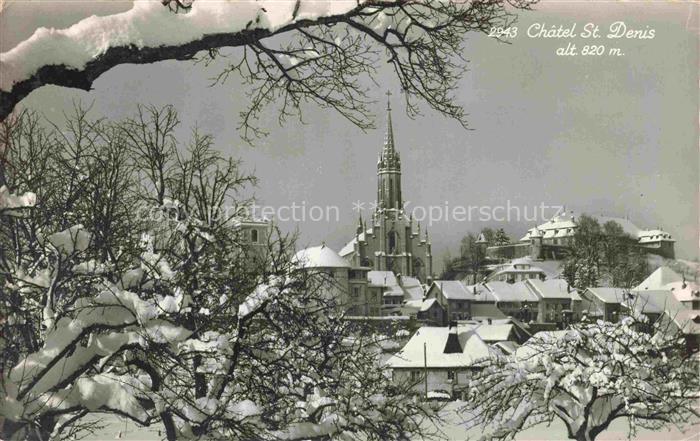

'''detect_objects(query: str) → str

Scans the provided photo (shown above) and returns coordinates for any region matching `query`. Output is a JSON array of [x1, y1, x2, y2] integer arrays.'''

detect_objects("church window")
[[388, 231, 397, 253], [250, 229, 259, 243]]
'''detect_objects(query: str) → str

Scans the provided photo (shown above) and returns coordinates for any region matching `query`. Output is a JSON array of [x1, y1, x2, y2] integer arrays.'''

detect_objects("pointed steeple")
[[384, 90, 395, 155], [376, 90, 402, 210], [378, 91, 400, 171]]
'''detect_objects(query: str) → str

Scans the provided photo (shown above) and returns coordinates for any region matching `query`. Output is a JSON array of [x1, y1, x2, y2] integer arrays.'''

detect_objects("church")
[[339, 93, 434, 282]]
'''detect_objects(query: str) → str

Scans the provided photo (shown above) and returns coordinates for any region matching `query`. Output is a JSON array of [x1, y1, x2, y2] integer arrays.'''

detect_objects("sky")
[[1, 0, 698, 269]]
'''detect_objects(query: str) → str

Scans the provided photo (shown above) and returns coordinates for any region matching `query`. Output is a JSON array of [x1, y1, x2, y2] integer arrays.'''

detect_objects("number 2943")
[[488, 27, 518, 39]]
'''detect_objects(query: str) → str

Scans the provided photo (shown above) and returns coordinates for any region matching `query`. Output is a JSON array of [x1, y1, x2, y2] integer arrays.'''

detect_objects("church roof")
[[294, 245, 350, 269]]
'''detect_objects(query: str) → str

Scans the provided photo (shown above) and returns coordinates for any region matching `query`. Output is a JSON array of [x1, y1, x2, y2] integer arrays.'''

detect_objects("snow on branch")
[[0, 0, 536, 131], [0, 0, 370, 120]]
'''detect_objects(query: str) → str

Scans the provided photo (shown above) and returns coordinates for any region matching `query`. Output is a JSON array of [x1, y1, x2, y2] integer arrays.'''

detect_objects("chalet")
[[525, 278, 581, 324], [386, 324, 495, 397]]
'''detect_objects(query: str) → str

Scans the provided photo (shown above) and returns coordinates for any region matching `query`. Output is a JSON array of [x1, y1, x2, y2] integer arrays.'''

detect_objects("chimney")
[[443, 322, 462, 354]]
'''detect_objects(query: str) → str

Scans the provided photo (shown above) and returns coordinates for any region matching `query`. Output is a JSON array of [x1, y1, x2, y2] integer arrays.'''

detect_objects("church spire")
[[377, 91, 402, 210], [384, 90, 395, 154]]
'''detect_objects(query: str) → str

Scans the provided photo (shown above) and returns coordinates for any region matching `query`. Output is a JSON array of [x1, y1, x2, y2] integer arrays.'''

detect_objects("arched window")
[[388, 230, 397, 253]]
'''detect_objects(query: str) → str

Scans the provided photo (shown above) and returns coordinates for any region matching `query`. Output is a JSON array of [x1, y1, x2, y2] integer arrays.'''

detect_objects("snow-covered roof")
[[519, 212, 674, 243], [633, 267, 698, 303], [585, 287, 628, 304], [526, 279, 576, 300], [487, 262, 546, 281], [432, 280, 475, 300], [673, 309, 700, 335], [664, 281, 700, 303], [470, 303, 508, 319], [637, 229, 675, 243], [627, 289, 687, 317], [294, 245, 350, 269], [339, 227, 376, 257], [386, 326, 494, 369], [400, 276, 424, 301], [368, 270, 397, 287], [635, 267, 683, 291], [485, 281, 539, 303], [492, 340, 520, 355], [420, 298, 438, 312], [460, 323, 515, 342]]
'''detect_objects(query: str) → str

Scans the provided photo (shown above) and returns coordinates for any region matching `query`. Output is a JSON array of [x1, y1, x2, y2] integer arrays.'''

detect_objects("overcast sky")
[[2, 1, 698, 267]]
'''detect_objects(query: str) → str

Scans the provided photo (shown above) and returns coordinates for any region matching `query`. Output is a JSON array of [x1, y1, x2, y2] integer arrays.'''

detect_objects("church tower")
[[377, 91, 402, 210], [339, 91, 433, 282]]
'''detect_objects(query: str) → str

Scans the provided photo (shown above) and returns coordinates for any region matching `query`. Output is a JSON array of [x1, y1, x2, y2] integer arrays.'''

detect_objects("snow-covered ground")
[[83, 404, 699, 440]]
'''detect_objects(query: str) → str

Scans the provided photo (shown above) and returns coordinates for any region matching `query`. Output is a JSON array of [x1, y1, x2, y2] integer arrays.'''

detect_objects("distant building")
[[340, 94, 433, 281], [234, 217, 273, 263], [426, 279, 579, 325], [294, 244, 367, 313], [487, 212, 675, 260], [485, 259, 547, 283], [294, 245, 426, 317], [415, 298, 446, 326]]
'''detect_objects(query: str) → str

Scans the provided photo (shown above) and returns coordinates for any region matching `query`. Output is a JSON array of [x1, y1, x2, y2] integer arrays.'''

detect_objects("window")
[[447, 370, 455, 381], [250, 229, 259, 243], [410, 370, 421, 381], [352, 287, 360, 298]]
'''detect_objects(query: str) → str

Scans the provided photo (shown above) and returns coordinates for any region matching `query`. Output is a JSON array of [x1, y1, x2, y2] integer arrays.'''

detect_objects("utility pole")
[[423, 341, 428, 398]]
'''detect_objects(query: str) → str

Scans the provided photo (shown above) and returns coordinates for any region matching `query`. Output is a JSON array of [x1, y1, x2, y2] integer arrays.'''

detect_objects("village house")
[[581, 285, 690, 327], [485, 260, 547, 283], [635, 266, 700, 309], [415, 298, 446, 326], [386, 324, 495, 398], [427, 278, 579, 325], [525, 278, 581, 324], [580, 287, 626, 321], [294, 244, 369, 313], [425, 281, 476, 321], [483, 281, 540, 319]]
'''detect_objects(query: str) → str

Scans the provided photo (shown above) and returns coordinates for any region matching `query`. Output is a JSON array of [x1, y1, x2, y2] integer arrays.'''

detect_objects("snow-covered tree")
[[0, 0, 535, 130], [1, 107, 438, 440], [563, 215, 648, 290], [460, 316, 700, 441], [494, 228, 509, 246]]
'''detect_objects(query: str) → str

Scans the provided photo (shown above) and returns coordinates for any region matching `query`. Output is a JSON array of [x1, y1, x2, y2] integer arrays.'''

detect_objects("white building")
[[386, 325, 495, 397]]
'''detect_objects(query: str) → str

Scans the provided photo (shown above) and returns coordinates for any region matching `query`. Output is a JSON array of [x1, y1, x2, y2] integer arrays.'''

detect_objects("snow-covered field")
[[83, 404, 699, 441]]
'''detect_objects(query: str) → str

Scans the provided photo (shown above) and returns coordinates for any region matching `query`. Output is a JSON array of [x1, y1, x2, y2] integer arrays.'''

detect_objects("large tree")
[[563, 215, 648, 291], [0, 0, 535, 127], [460, 315, 700, 441], [0, 107, 437, 441]]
